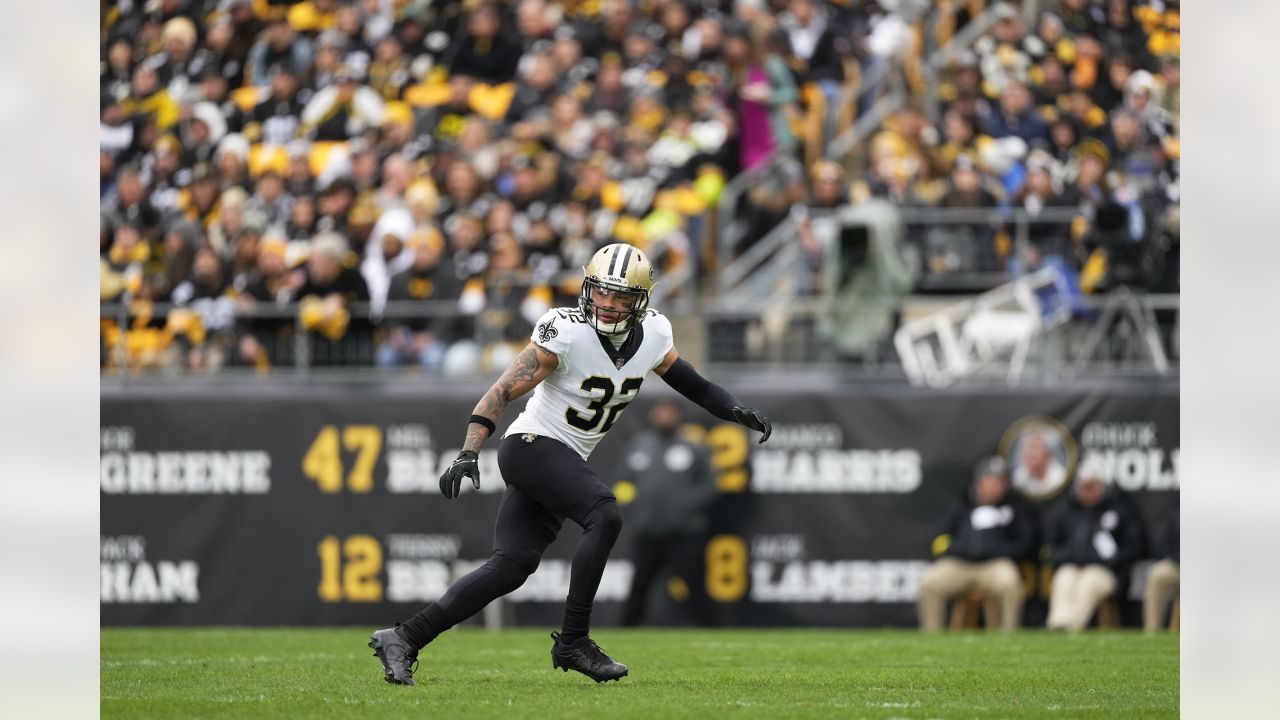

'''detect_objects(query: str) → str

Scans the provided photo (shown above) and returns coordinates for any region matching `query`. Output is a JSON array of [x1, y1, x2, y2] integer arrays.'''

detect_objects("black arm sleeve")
[[660, 357, 742, 422]]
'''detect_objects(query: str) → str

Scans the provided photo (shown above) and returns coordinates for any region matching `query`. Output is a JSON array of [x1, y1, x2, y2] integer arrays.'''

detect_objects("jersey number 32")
[[566, 376, 643, 433]]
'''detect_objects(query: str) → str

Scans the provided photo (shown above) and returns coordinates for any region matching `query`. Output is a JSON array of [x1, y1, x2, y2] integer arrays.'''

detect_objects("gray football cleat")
[[368, 627, 419, 686]]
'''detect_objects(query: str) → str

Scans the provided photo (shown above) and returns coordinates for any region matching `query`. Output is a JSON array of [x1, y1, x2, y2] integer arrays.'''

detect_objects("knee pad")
[[585, 499, 623, 537], [492, 548, 540, 577]]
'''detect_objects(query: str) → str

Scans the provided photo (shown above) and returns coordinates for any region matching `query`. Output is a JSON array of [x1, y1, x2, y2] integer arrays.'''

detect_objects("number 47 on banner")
[[303, 425, 384, 493]]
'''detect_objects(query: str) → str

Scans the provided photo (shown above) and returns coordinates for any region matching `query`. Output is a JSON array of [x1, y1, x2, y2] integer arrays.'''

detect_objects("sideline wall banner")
[[101, 386, 1178, 627]]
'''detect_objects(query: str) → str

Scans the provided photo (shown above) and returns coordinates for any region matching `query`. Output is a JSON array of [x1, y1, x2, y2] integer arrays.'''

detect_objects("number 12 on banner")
[[317, 535, 384, 602]]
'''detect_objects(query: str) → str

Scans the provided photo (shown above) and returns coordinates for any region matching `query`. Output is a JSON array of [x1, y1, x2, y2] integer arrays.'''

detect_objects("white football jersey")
[[504, 306, 675, 460]]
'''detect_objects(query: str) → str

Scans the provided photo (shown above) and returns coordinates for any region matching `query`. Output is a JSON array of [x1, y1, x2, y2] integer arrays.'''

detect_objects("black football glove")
[[439, 450, 480, 499], [732, 406, 772, 444]]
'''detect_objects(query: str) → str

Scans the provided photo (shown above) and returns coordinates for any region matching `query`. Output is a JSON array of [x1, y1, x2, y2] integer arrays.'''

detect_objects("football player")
[[369, 243, 771, 685]]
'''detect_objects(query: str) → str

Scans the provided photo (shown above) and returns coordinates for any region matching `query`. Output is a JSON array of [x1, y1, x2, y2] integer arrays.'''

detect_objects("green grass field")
[[102, 628, 1177, 719]]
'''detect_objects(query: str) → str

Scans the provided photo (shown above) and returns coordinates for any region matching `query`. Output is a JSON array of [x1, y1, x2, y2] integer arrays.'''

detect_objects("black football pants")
[[399, 434, 621, 648]]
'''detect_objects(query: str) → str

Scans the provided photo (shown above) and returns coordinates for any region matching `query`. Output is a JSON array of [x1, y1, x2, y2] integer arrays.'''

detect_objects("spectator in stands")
[[1092, 50, 1135, 115], [721, 23, 798, 172], [1016, 150, 1075, 254], [928, 155, 998, 274], [214, 134, 251, 192], [368, 34, 411, 101], [1046, 459, 1146, 631], [807, 160, 848, 211], [918, 457, 1038, 631], [248, 169, 293, 231], [1048, 116, 1080, 166], [301, 65, 385, 141], [123, 64, 180, 132], [156, 16, 200, 97], [1143, 509, 1180, 632], [934, 109, 986, 177], [445, 212, 491, 283], [247, 17, 314, 88], [1059, 0, 1103, 36], [1123, 69, 1174, 142], [235, 236, 294, 369], [1100, 0, 1151, 65], [465, 231, 549, 367], [985, 79, 1049, 146], [378, 229, 462, 370], [102, 38, 135, 102], [618, 398, 717, 627], [361, 208, 416, 315], [102, 163, 163, 243], [780, 0, 846, 144], [447, 2, 522, 84], [152, 220, 198, 302], [244, 67, 305, 146], [975, 5, 1032, 98], [222, 1, 262, 75], [1095, 108, 1147, 171], [295, 231, 373, 365]]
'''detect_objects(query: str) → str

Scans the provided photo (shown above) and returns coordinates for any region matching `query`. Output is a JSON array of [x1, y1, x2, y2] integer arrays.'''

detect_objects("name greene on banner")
[[101, 426, 271, 495]]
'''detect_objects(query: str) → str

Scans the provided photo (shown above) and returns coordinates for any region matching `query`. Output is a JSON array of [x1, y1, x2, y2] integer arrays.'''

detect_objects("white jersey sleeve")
[[530, 308, 572, 362], [646, 309, 675, 370]]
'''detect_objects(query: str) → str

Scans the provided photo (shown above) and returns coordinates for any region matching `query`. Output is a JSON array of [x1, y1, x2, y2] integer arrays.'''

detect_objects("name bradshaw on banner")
[[100, 535, 200, 603], [100, 426, 271, 494], [750, 424, 922, 493], [383, 532, 632, 602]]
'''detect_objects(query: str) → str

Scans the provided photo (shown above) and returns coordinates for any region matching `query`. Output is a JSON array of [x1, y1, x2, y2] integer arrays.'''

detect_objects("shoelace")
[[576, 638, 611, 665]]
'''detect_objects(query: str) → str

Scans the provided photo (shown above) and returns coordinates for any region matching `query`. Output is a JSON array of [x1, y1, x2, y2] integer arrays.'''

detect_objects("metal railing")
[[900, 205, 1084, 291], [699, 290, 1178, 383]]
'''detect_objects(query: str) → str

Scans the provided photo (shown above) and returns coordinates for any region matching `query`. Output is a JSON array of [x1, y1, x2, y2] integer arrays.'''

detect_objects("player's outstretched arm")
[[652, 347, 772, 443], [439, 342, 559, 498]]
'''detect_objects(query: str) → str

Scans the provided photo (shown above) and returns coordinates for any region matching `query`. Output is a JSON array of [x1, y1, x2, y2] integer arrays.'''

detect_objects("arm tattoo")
[[463, 345, 544, 453]]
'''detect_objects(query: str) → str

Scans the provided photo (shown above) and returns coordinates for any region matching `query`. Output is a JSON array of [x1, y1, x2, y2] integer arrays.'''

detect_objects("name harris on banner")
[[749, 423, 923, 494]]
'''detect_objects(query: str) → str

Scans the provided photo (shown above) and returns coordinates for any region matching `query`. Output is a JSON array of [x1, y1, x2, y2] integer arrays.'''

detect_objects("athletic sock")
[[398, 603, 449, 650], [560, 597, 593, 643]]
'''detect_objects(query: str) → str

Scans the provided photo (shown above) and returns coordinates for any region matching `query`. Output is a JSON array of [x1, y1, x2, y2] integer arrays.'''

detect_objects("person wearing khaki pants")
[[918, 456, 1039, 631], [1143, 510, 1179, 632], [1046, 462, 1145, 631]]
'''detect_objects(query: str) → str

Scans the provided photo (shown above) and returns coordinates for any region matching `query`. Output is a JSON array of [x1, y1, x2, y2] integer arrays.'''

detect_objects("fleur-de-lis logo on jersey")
[[537, 319, 558, 344]]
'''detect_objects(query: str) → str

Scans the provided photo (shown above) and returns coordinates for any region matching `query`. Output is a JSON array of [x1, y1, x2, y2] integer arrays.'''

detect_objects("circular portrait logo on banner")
[[1000, 416, 1078, 501]]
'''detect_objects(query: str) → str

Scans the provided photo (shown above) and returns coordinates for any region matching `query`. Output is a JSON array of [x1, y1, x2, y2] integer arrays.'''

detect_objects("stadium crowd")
[[100, 0, 1180, 373]]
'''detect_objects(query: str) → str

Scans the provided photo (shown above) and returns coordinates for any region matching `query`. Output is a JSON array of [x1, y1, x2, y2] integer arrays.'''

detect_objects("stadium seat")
[[248, 143, 289, 177], [468, 83, 517, 121], [232, 86, 266, 114], [308, 141, 348, 177]]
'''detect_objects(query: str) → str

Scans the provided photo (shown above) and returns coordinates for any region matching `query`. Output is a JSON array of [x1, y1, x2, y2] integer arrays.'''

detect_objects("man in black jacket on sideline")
[[1045, 458, 1146, 630], [918, 457, 1039, 631]]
